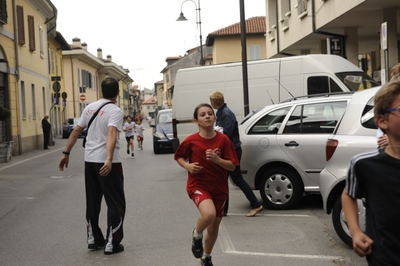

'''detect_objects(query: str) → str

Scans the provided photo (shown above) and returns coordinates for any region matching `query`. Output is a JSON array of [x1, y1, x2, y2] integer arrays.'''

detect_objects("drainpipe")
[[12, 0, 22, 154], [70, 56, 76, 117]]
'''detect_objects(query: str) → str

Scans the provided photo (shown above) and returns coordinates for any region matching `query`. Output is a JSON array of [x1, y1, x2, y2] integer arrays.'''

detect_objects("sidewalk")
[[0, 137, 67, 169]]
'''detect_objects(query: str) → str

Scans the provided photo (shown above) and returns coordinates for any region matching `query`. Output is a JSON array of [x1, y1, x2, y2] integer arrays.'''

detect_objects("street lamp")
[[176, 0, 204, 66]]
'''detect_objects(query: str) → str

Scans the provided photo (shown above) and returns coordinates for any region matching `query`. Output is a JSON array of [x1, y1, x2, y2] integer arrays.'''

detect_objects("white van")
[[172, 54, 378, 149]]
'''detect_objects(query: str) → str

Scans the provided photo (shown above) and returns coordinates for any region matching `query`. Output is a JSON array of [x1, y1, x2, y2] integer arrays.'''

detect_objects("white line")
[[218, 220, 343, 261], [0, 148, 63, 172], [223, 213, 310, 217]]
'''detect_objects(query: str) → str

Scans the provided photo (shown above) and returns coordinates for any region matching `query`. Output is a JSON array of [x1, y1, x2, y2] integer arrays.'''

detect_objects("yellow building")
[[0, 0, 57, 156]]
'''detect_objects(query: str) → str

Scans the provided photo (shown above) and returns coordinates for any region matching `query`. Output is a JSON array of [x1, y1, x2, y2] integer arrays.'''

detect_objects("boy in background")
[[135, 119, 145, 150]]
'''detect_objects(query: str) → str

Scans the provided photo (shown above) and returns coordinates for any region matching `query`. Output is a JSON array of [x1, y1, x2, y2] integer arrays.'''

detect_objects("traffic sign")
[[80, 94, 86, 101]]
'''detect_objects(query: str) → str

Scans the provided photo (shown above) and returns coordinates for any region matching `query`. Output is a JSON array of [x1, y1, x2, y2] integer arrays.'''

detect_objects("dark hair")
[[101, 77, 119, 99], [193, 103, 214, 119]]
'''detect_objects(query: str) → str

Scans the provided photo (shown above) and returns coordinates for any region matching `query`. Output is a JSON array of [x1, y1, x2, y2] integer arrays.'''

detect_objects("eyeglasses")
[[384, 105, 400, 115]]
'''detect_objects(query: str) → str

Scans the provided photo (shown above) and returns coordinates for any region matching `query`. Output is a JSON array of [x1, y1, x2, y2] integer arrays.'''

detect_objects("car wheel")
[[153, 142, 160, 154], [259, 167, 303, 210], [332, 196, 366, 248]]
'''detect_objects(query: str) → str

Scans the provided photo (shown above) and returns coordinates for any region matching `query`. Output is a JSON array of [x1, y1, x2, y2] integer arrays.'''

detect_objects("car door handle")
[[285, 141, 299, 147]]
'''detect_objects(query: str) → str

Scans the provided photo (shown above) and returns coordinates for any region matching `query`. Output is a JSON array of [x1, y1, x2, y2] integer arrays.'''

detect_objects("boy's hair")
[[193, 103, 215, 119], [390, 63, 400, 81], [101, 77, 119, 98], [374, 80, 400, 123], [209, 91, 225, 107]]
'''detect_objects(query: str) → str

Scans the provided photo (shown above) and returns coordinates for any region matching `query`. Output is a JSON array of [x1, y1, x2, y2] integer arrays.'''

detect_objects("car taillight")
[[325, 139, 338, 161]]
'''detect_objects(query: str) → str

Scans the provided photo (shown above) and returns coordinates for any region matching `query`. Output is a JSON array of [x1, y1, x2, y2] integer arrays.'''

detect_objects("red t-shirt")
[[174, 132, 239, 198]]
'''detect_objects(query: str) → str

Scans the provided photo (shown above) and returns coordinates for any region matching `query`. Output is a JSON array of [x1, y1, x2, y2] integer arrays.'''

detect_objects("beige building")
[[265, 0, 400, 79], [62, 39, 133, 121], [206, 16, 267, 64], [0, 0, 57, 155]]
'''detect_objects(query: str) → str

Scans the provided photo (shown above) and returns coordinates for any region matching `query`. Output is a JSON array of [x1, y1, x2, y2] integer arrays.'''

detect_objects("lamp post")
[[177, 0, 204, 66]]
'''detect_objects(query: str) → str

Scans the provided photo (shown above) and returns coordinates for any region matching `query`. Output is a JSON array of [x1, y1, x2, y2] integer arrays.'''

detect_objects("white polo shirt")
[[78, 99, 123, 163]]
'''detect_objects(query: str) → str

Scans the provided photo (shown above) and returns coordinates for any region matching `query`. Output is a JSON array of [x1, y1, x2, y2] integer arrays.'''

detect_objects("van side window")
[[307, 77, 342, 95], [283, 101, 347, 134], [248, 107, 290, 134]]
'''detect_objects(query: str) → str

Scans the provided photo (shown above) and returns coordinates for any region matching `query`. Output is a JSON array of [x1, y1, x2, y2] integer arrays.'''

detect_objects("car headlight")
[[154, 132, 167, 139]]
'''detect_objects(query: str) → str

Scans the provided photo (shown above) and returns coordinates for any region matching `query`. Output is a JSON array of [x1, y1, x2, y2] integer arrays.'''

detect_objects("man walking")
[[210, 91, 264, 217], [42, 114, 51, 150], [58, 77, 126, 255]]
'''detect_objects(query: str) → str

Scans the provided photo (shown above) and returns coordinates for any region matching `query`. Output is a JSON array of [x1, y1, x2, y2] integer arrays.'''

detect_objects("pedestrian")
[[174, 103, 239, 266], [209, 91, 263, 217], [41, 114, 51, 150], [135, 119, 145, 150], [147, 114, 152, 126], [342, 79, 400, 265], [123, 115, 135, 157], [58, 77, 126, 255]]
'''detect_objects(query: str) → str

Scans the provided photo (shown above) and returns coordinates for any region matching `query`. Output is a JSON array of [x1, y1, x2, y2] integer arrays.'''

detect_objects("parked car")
[[239, 92, 356, 210], [150, 109, 173, 154], [319, 86, 380, 247], [62, 117, 87, 139]]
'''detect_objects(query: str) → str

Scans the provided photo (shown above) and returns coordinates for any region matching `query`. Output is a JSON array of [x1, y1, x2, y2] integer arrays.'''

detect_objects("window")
[[249, 107, 290, 134], [249, 45, 261, 60], [39, 26, 44, 57], [307, 76, 342, 95], [21, 81, 26, 118], [50, 49, 54, 73], [16, 6, 25, 45], [0, 0, 7, 24], [31, 84, 36, 119], [283, 101, 347, 134], [28, 15, 35, 51]]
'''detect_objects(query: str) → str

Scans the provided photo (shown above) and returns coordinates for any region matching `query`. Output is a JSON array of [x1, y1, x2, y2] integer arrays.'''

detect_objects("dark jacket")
[[42, 117, 51, 132], [215, 103, 241, 148]]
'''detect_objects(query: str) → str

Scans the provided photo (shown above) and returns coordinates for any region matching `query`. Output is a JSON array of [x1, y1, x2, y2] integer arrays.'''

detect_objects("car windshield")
[[158, 112, 172, 124], [336, 72, 380, 91], [240, 108, 261, 125]]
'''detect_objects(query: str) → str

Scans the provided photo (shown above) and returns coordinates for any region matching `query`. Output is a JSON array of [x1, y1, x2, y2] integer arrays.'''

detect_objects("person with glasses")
[[342, 79, 400, 265]]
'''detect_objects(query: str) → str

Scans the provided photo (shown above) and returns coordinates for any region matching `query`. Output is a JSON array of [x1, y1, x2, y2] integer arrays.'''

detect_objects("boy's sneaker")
[[127, 149, 129, 154], [200, 256, 214, 266], [131, 153, 134, 157], [191, 228, 203, 259], [104, 243, 124, 255]]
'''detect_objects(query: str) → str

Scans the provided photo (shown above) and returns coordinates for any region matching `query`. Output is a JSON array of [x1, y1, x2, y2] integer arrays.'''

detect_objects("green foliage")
[[0, 105, 10, 121]]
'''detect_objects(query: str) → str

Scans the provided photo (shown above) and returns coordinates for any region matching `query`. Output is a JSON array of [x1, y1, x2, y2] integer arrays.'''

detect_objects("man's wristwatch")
[[62, 151, 70, 155]]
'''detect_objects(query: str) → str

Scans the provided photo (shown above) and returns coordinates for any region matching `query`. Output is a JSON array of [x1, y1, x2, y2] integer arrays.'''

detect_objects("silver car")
[[319, 86, 380, 247], [240, 93, 354, 210]]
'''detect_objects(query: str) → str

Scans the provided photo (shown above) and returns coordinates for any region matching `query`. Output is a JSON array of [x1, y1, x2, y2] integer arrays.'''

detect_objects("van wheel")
[[332, 197, 366, 248], [259, 167, 303, 210]]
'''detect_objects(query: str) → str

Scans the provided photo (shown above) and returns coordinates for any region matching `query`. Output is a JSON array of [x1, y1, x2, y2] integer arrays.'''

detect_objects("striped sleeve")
[[345, 149, 379, 198]]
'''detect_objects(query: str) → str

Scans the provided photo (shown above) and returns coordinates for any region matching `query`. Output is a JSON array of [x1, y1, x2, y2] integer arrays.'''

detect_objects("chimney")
[[97, 48, 103, 59], [106, 55, 112, 62], [82, 42, 87, 50], [72, 37, 81, 47]]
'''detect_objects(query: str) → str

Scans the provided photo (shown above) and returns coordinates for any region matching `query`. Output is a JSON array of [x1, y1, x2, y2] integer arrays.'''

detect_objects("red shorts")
[[137, 135, 143, 141], [189, 188, 226, 217]]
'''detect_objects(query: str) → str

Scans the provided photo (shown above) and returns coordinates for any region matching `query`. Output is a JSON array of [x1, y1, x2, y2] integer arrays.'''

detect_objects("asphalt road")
[[0, 129, 367, 266]]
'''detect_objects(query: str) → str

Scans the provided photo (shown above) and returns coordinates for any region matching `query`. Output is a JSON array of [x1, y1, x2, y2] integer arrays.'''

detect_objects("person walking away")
[[58, 77, 126, 255], [135, 119, 145, 150], [174, 103, 239, 266], [42, 114, 51, 150], [147, 115, 152, 126], [209, 91, 263, 217], [123, 115, 135, 157], [342, 79, 400, 265]]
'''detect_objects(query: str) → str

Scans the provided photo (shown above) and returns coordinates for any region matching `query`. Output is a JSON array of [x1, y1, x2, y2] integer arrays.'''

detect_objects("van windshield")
[[336, 72, 380, 91]]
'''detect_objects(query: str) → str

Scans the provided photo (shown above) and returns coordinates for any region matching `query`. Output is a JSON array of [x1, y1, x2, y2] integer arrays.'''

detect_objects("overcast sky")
[[51, 0, 266, 90]]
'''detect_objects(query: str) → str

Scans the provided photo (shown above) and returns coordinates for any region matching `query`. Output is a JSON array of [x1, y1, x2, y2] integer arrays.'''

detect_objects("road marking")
[[218, 220, 343, 261], [0, 148, 63, 172]]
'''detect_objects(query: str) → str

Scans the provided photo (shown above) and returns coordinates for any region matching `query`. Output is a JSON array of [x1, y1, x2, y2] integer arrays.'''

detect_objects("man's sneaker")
[[131, 153, 134, 157], [200, 256, 214, 266], [127, 149, 129, 154], [191, 228, 203, 259], [104, 243, 124, 255], [88, 242, 105, 250]]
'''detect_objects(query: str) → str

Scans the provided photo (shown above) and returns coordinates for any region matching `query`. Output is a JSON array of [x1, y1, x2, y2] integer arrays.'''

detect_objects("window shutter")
[[16, 6, 25, 45], [28, 15, 35, 51]]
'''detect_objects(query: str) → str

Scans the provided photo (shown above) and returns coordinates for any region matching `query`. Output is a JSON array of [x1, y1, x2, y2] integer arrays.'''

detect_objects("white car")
[[319, 86, 380, 247], [239, 92, 355, 210]]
